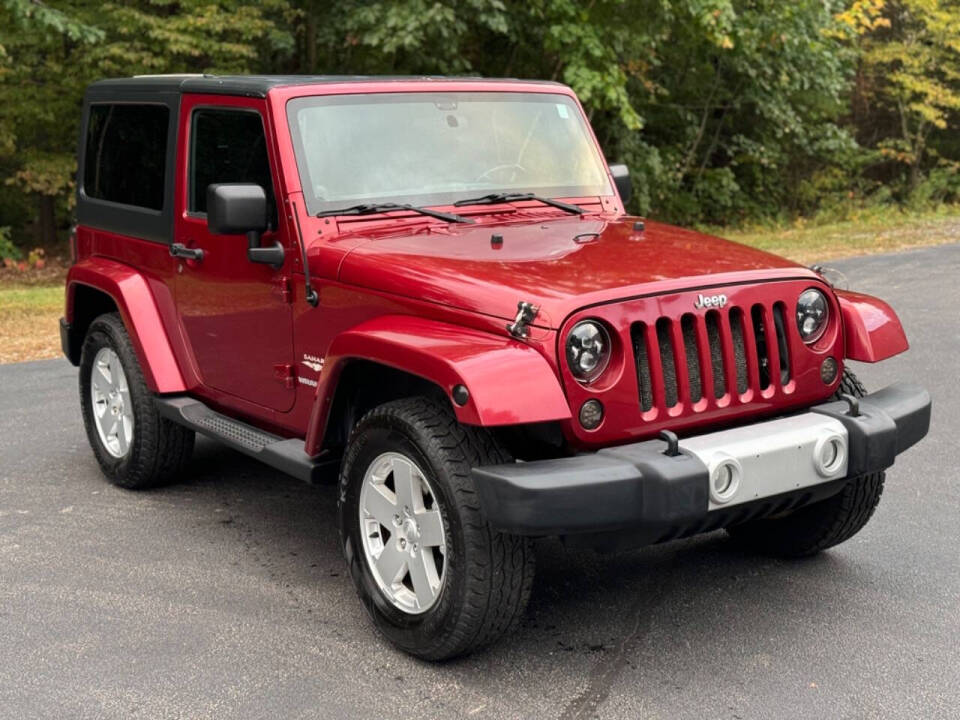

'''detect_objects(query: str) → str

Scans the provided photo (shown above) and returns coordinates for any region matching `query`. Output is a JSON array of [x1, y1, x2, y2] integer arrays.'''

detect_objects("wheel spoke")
[[392, 458, 421, 511], [95, 363, 113, 393], [363, 485, 398, 527], [375, 543, 407, 584], [115, 420, 129, 454], [407, 550, 437, 608], [417, 509, 444, 548]]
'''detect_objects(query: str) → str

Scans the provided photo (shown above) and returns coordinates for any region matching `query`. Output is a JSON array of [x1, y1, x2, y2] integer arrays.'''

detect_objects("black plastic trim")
[[812, 382, 931, 474], [473, 383, 930, 537], [59, 317, 78, 365], [155, 396, 337, 483], [473, 440, 709, 536], [84, 75, 563, 100], [76, 90, 181, 245]]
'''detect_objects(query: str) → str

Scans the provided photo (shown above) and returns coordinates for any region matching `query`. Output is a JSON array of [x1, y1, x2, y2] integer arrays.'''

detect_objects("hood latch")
[[507, 301, 539, 339]]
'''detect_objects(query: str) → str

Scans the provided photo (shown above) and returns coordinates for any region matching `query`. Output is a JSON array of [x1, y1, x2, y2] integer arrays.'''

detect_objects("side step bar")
[[155, 397, 337, 483]]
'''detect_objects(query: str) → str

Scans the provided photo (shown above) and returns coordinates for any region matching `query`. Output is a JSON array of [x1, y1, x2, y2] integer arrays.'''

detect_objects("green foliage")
[[1, 0, 960, 255], [0, 225, 19, 261]]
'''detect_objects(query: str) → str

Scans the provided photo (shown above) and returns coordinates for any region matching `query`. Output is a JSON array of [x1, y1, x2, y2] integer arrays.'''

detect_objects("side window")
[[190, 109, 276, 224], [84, 104, 169, 210]]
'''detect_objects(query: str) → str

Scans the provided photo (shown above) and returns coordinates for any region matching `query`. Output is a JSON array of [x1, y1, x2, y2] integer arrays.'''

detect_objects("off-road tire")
[[338, 397, 535, 661], [726, 368, 885, 557], [79, 312, 194, 489]]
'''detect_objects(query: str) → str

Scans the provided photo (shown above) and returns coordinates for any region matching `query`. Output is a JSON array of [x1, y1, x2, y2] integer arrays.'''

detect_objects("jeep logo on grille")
[[694, 293, 728, 309]]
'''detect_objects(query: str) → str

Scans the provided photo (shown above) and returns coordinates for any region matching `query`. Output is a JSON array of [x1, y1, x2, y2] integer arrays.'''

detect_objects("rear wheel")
[[79, 313, 194, 489], [727, 368, 885, 557], [338, 397, 535, 660]]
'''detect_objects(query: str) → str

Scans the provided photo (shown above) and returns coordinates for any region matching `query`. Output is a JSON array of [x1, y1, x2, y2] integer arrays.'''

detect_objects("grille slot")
[[681, 314, 703, 403], [751, 304, 771, 390], [773, 302, 791, 384], [656, 318, 679, 408], [632, 322, 654, 412], [705, 311, 726, 398], [631, 298, 793, 415], [730, 308, 749, 394]]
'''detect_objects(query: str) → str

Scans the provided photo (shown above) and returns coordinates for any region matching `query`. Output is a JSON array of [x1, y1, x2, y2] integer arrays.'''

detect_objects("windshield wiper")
[[453, 192, 585, 215], [316, 202, 473, 224]]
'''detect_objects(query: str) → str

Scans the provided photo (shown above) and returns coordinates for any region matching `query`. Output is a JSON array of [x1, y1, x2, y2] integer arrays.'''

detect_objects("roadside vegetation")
[[0, 283, 62, 364], [1, 0, 960, 363], [3, 0, 960, 260], [716, 205, 960, 264]]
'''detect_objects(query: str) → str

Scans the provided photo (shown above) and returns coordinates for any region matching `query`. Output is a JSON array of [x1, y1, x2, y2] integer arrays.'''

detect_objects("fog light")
[[709, 455, 742, 505], [820, 356, 838, 385], [579, 399, 604, 430], [813, 433, 847, 477]]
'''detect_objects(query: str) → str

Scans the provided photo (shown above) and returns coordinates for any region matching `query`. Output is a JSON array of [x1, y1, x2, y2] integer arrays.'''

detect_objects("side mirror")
[[206, 183, 284, 269], [609, 163, 632, 205], [206, 183, 267, 236]]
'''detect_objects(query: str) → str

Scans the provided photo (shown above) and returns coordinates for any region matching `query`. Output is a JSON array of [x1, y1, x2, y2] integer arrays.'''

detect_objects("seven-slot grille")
[[631, 302, 792, 413]]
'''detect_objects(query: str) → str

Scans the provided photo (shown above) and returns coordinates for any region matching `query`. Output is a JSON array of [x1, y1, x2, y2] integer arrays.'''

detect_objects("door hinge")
[[273, 275, 293, 304], [273, 363, 295, 389]]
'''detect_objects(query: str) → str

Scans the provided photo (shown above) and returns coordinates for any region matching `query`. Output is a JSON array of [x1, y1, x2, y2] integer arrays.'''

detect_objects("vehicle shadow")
[[176, 437, 866, 684]]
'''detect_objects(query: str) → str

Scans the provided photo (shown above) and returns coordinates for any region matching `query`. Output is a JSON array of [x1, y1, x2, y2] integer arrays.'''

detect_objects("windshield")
[[287, 91, 612, 214]]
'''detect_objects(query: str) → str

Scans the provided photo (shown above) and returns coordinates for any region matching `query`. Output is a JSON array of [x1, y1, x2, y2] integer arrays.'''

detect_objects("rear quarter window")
[[83, 104, 169, 211]]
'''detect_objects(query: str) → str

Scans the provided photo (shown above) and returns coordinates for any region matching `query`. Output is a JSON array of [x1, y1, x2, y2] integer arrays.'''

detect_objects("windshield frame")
[[285, 90, 613, 216]]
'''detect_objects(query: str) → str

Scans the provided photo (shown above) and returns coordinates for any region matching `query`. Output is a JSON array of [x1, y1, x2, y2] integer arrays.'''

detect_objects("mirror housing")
[[206, 183, 284, 269], [609, 163, 632, 205], [206, 183, 268, 236]]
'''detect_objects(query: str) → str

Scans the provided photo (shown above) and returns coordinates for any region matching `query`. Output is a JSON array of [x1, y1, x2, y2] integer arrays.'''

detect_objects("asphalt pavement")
[[1, 244, 958, 719]]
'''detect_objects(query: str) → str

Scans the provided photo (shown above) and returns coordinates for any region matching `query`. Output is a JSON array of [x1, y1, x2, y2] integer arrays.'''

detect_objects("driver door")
[[173, 96, 295, 412]]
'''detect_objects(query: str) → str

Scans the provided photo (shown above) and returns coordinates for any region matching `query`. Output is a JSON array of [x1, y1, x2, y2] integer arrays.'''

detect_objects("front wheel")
[[726, 368, 885, 557], [338, 397, 535, 661]]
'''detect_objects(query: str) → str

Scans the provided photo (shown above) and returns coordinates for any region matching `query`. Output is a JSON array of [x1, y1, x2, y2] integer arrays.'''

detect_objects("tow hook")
[[840, 393, 861, 417]]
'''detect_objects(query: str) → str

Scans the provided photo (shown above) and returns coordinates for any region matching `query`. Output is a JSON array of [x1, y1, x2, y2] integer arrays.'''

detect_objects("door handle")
[[170, 242, 204, 261]]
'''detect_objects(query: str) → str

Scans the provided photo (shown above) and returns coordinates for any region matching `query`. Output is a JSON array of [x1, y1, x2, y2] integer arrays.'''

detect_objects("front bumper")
[[473, 383, 931, 537]]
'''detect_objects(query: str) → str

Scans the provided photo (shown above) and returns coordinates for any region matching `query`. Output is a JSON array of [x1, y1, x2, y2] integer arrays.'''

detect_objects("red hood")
[[337, 216, 811, 329]]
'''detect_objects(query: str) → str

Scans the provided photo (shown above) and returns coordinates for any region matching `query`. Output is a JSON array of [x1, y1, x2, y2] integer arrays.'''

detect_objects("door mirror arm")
[[247, 236, 285, 269]]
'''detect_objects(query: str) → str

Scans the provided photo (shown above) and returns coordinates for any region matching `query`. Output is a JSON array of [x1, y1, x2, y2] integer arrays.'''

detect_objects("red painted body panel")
[[836, 290, 909, 362], [335, 216, 807, 328], [66, 77, 913, 459], [557, 278, 844, 449], [303, 315, 570, 456], [172, 93, 297, 413], [66, 256, 186, 393]]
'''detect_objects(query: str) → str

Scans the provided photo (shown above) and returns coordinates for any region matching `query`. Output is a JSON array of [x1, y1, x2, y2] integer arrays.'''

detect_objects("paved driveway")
[[1, 244, 958, 719]]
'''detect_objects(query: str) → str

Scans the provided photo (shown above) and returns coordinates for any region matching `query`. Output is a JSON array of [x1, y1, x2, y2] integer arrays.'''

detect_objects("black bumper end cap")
[[812, 382, 931, 476], [472, 441, 708, 536]]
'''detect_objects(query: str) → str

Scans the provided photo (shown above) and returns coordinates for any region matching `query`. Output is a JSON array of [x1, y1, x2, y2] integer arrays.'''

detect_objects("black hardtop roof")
[[85, 74, 564, 99]]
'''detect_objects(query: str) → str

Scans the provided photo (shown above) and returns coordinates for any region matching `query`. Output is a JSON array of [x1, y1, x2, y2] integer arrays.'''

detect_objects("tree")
[[0, 0, 293, 250], [844, 0, 960, 196]]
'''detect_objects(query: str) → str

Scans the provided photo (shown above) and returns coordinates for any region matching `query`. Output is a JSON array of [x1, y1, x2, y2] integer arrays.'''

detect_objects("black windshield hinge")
[[507, 301, 539, 339]]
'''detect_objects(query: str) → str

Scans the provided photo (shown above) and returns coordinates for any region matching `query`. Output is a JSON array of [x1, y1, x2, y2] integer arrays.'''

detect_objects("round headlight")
[[566, 320, 611, 383], [796, 288, 830, 343]]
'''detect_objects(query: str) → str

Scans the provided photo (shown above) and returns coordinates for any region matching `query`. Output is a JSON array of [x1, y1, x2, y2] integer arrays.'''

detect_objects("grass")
[[0, 284, 64, 364], [1, 208, 958, 364], [711, 206, 960, 264]]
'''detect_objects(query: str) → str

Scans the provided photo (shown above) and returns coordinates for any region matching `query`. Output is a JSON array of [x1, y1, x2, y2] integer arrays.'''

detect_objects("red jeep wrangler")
[[62, 75, 930, 660]]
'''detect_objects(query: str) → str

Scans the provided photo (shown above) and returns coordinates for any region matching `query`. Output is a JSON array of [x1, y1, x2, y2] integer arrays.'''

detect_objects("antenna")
[[291, 201, 319, 308]]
